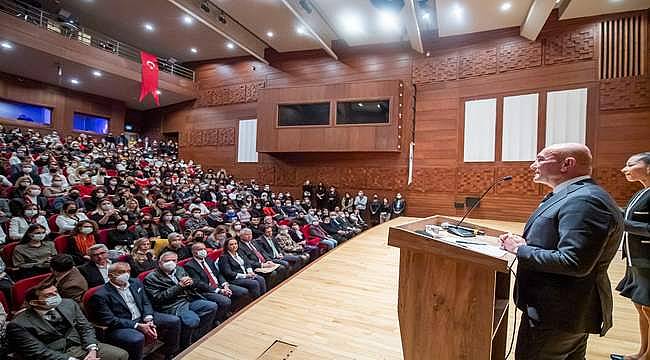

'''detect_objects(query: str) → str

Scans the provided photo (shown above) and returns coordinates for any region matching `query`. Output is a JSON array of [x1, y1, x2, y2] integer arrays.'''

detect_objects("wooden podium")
[[388, 216, 514, 360]]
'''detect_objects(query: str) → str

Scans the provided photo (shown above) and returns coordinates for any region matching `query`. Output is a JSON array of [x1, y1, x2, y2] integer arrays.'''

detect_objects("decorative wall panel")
[[178, 127, 236, 146], [274, 166, 297, 187], [195, 81, 265, 107], [256, 165, 276, 186], [594, 167, 643, 203], [495, 166, 541, 196], [498, 40, 542, 73], [459, 48, 498, 79], [410, 167, 457, 192], [412, 54, 459, 84], [456, 167, 495, 194], [600, 77, 650, 110], [544, 28, 595, 65]]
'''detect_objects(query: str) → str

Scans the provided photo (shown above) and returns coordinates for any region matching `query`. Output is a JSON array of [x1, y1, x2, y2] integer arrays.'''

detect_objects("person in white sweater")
[[9, 203, 50, 241]]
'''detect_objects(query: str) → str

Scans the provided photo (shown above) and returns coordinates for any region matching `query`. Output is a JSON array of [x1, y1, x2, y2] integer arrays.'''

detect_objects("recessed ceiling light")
[[155, 90, 161, 95], [266, 31, 274, 38], [358, 103, 364, 107], [426, 51, 431, 57], [226, 42, 235, 49], [182, 15, 193, 25], [0, 41, 12, 49], [190, 47, 198, 54], [91, 70, 102, 77], [69, 78, 80, 85], [554, 0, 561, 3], [500, 2, 512, 11], [340, 12, 364, 36], [422, 12, 430, 20], [296, 25, 307, 36], [451, 4, 464, 20], [144, 23, 155, 32], [378, 10, 400, 33]]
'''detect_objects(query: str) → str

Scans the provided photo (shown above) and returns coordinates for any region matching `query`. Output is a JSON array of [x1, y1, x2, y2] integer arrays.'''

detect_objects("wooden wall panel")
[[142, 9, 649, 222]]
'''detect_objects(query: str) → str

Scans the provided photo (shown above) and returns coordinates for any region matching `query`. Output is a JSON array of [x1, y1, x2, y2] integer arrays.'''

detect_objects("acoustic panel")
[[412, 54, 459, 84], [458, 47, 498, 79], [544, 28, 595, 65], [498, 40, 543, 73], [600, 77, 650, 110]]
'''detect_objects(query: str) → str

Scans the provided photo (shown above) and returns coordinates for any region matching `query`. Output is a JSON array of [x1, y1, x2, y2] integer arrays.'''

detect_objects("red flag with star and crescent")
[[139, 51, 160, 106]]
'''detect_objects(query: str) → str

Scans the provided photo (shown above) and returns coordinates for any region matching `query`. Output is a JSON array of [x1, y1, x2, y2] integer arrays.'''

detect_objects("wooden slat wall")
[[145, 10, 650, 222], [0, 72, 126, 136], [600, 14, 647, 79]]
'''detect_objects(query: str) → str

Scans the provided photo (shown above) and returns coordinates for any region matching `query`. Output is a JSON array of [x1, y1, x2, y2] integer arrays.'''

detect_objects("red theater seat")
[[12, 273, 49, 311]]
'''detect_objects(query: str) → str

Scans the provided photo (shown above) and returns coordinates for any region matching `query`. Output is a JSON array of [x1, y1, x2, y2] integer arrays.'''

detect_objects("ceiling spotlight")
[[357, 103, 364, 107], [296, 25, 307, 35], [500, 2, 512, 11], [183, 15, 193, 25], [378, 10, 400, 33], [226, 42, 235, 49], [266, 31, 274, 37], [200, 1, 210, 13], [144, 23, 154, 32], [69, 78, 80, 85], [190, 47, 198, 53], [422, 11, 430, 20], [155, 90, 161, 95], [91, 70, 102, 77], [0, 41, 12, 49], [218, 10, 227, 24], [425, 51, 430, 57], [451, 4, 464, 20]]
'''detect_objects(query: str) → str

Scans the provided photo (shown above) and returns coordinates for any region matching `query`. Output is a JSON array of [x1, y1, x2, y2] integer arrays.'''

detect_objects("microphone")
[[445, 175, 513, 237]]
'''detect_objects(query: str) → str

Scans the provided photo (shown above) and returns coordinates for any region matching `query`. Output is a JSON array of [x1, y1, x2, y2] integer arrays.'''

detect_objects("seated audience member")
[[238, 228, 287, 288], [53, 188, 85, 213], [56, 201, 89, 233], [43, 174, 68, 198], [309, 220, 338, 249], [275, 224, 313, 263], [237, 205, 252, 223], [122, 199, 141, 224], [9, 175, 32, 199], [75, 176, 96, 197], [185, 208, 208, 231], [90, 198, 122, 229], [84, 188, 106, 212], [8, 203, 51, 242], [22, 184, 48, 211], [159, 210, 181, 239], [351, 209, 369, 230], [67, 220, 99, 264], [88, 262, 181, 360], [184, 243, 248, 319], [320, 215, 351, 242], [256, 225, 305, 272], [143, 251, 219, 349], [379, 198, 391, 223], [12, 224, 57, 279], [0, 257, 13, 305], [134, 213, 161, 240], [7, 283, 128, 360], [218, 238, 267, 299], [0, 297, 6, 358], [207, 225, 229, 249], [160, 232, 192, 260], [79, 244, 111, 288], [331, 211, 361, 235], [127, 238, 157, 278], [107, 219, 137, 256], [42, 254, 88, 303], [188, 197, 209, 215], [11, 161, 41, 186], [40, 165, 68, 188], [206, 208, 224, 228], [392, 192, 406, 217]]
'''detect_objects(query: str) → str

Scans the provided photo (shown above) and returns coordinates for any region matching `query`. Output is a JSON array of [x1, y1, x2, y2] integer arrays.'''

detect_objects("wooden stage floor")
[[179, 217, 639, 360]]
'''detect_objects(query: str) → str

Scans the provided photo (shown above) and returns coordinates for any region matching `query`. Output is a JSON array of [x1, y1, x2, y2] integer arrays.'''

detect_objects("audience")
[[219, 238, 267, 299], [12, 224, 56, 279], [78, 244, 111, 288], [127, 238, 157, 277], [42, 254, 88, 303]]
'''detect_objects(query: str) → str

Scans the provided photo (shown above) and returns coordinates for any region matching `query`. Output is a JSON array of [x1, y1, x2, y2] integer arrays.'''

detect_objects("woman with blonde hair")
[[126, 238, 157, 277]]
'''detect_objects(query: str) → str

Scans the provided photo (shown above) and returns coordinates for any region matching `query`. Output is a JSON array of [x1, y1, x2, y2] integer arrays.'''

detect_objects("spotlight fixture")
[[425, 51, 430, 57], [155, 90, 161, 95], [218, 10, 227, 24], [422, 11, 430, 20], [69, 78, 80, 85], [296, 25, 307, 35], [91, 70, 102, 77], [452, 4, 463, 20], [500, 2, 512, 11], [357, 103, 364, 107], [226, 42, 235, 49], [200, 1, 210, 13], [183, 15, 193, 25], [144, 23, 154, 32], [190, 47, 198, 54], [266, 31, 274, 37], [0, 41, 12, 49]]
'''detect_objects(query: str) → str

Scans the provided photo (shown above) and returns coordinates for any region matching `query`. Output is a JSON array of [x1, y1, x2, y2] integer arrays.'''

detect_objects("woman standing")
[[612, 152, 650, 360]]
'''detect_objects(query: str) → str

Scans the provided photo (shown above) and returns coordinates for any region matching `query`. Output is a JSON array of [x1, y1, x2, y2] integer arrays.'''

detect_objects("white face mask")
[[80, 227, 94, 234], [31, 233, 46, 241], [117, 224, 128, 231], [161, 261, 176, 272], [196, 249, 208, 259], [30, 190, 41, 197], [115, 273, 130, 284], [33, 294, 62, 310], [25, 210, 37, 217]]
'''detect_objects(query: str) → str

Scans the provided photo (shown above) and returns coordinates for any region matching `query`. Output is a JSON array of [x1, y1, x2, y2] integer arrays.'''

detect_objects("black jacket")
[[78, 261, 108, 288], [622, 188, 650, 268], [218, 251, 255, 281], [254, 235, 284, 260], [183, 257, 227, 291], [87, 279, 154, 329]]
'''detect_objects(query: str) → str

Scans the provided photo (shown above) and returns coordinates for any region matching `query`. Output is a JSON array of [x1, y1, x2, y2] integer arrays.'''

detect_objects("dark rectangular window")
[[336, 100, 390, 125], [278, 103, 330, 126], [73, 113, 109, 134], [0, 98, 52, 125]]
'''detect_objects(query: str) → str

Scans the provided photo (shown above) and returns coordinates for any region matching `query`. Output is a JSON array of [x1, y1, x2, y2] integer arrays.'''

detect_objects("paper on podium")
[[462, 243, 508, 258]]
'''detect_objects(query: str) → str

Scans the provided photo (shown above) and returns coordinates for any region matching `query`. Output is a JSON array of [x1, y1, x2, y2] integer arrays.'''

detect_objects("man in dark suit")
[[7, 282, 128, 360], [239, 228, 288, 287], [143, 251, 218, 349], [88, 262, 181, 360], [78, 244, 110, 288], [183, 242, 249, 317], [500, 143, 624, 359], [255, 226, 304, 273]]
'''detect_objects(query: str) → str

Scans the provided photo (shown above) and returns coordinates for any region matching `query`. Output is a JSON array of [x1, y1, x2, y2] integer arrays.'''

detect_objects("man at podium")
[[499, 143, 623, 360]]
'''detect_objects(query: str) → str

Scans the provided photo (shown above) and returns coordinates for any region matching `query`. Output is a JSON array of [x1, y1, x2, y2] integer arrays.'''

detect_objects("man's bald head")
[[531, 143, 593, 188], [545, 143, 592, 176]]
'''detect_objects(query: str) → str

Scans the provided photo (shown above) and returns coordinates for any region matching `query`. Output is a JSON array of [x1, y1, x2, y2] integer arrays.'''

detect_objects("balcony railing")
[[0, 0, 195, 81]]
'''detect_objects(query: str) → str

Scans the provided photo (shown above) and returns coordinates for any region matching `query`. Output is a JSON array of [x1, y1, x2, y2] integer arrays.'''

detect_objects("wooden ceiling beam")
[[166, 0, 269, 64], [403, 0, 424, 54], [280, 0, 338, 60], [520, 0, 559, 40]]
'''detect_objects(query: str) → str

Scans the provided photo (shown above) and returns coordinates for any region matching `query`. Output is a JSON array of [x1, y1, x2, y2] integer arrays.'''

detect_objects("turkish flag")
[[139, 51, 160, 106]]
